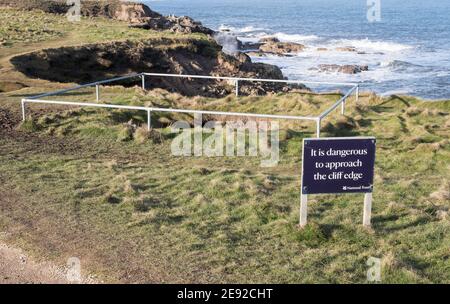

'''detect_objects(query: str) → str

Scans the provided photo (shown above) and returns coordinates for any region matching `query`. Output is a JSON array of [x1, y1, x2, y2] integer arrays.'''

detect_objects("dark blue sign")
[[302, 137, 376, 194]]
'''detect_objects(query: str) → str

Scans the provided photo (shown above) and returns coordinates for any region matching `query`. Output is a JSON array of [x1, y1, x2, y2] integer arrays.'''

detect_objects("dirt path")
[[0, 241, 71, 284]]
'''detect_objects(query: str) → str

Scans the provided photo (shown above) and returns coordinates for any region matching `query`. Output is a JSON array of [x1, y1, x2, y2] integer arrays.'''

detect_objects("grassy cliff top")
[[0, 7, 209, 49], [0, 7, 213, 93]]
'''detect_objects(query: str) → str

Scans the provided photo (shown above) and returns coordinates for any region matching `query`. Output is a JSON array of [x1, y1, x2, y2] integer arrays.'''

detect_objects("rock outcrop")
[[130, 15, 214, 35], [258, 37, 305, 55], [82, 1, 162, 23]]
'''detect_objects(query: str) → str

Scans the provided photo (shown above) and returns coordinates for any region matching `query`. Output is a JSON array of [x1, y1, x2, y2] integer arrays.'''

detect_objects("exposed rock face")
[[88, 1, 162, 23], [312, 64, 369, 74], [11, 39, 302, 97], [166, 15, 214, 35], [234, 52, 252, 64], [131, 15, 214, 35]]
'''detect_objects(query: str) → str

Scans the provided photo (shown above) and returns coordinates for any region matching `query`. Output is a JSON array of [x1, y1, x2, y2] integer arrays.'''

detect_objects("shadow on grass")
[[318, 223, 343, 239], [373, 216, 430, 233], [10, 91, 93, 98], [382, 95, 411, 107], [401, 256, 432, 273], [322, 128, 361, 137], [370, 105, 395, 114]]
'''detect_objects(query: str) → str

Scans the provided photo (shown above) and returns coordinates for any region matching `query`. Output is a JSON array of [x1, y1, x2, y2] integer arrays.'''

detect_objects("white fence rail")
[[22, 72, 360, 137]]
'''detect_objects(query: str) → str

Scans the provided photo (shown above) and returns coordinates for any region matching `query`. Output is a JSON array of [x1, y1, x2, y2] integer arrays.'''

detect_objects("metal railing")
[[21, 72, 360, 138]]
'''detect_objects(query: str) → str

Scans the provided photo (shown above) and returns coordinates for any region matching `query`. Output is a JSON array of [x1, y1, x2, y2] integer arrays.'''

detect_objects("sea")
[[144, 0, 450, 99]]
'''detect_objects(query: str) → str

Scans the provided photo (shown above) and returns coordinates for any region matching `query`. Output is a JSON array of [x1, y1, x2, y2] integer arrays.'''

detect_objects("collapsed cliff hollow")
[[11, 38, 303, 97]]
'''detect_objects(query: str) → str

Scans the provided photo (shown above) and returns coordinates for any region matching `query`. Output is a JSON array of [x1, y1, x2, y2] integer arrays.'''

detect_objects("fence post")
[[142, 74, 146, 91], [356, 84, 359, 103], [147, 109, 151, 131], [235, 80, 239, 97], [21, 99, 26, 121], [299, 193, 308, 227], [96, 85, 100, 102], [363, 193, 373, 227], [341, 98, 346, 115], [316, 118, 321, 138]]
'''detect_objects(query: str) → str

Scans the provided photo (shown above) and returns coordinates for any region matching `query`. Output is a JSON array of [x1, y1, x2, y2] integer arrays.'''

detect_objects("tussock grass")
[[116, 124, 133, 142], [17, 115, 39, 131], [429, 181, 450, 202]]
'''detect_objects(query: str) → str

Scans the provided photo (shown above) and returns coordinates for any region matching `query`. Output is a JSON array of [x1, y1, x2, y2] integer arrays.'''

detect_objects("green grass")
[[0, 6, 448, 284], [0, 88, 449, 283], [0, 7, 210, 48]]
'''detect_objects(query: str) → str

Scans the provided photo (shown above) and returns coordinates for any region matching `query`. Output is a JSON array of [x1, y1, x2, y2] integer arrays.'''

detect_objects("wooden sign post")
[[300, 137, 376, 228]]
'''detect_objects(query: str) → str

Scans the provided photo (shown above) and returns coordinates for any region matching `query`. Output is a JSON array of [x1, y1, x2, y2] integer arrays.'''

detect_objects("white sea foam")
[[219, 25, 442, 97], [272, 32, 320, 43], [149, 0, 450, 99], [327, 38, 414, 53], [228, 27, 413, 55], [218, 24, 267, 34]]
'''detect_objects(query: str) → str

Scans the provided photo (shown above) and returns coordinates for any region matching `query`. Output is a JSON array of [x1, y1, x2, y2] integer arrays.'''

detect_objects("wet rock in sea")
[[260, 37, 281, 44], [246, 51, 266, 57], [259, 40, 305, 55], [335, 46, 358, 52], [239, 41, 263, 51], [311, 64, 369, 74]]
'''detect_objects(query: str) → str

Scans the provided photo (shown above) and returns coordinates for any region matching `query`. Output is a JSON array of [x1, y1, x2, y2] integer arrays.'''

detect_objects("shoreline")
[[148, 0, 449, 100]]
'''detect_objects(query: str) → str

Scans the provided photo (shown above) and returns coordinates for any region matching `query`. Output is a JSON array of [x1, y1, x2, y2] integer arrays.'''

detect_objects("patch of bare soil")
[[0, 81, 28, 93], [0, 191, 97, 285], [0, 108, 18, 130], [0, 105, 91, 155], [0, 184, 170, 283], [0, 241, 70, 284], [0, 105, 159, 169]]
